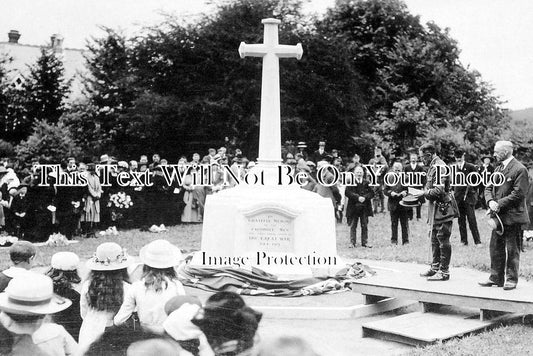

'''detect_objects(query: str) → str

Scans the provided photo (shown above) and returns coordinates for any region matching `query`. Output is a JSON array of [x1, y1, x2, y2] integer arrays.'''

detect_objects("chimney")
[[50, 33, 64, 52], [8, 30, 21, 44]]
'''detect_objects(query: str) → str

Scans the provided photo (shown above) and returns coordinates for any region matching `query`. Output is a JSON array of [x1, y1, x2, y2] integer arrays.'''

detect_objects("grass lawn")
[[2, 206, 533, 355]]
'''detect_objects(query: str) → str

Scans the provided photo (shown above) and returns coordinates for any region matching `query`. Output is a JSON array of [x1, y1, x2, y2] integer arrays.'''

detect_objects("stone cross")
[[239, 18, 303, 167]]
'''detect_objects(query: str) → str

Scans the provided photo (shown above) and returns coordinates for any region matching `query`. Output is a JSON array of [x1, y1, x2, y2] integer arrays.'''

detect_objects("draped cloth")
[[179, 262, 374, 297]]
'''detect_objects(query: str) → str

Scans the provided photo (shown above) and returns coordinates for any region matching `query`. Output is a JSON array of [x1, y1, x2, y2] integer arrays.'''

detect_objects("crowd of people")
[[0, 240, 321, 356], [0, 138, 532, 354], [1, 139, 531, 249]]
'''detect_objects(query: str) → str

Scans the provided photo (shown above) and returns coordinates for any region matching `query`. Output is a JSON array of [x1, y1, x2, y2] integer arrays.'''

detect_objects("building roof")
[[0, 40, 86, 100]]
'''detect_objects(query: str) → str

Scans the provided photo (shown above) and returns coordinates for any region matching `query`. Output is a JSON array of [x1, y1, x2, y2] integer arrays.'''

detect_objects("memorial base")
[[198, 183, 338, 277]]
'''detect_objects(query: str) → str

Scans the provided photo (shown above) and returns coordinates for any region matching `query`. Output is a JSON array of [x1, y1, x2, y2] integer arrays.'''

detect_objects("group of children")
[[0, 240, 275, 356]]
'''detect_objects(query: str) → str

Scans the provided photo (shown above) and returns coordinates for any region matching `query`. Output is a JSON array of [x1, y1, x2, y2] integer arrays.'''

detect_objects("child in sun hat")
[[45, 251, 83, 341], [79, 242, 133, 352], [0, 272, 78, 356], [114, 239, 186, 334]]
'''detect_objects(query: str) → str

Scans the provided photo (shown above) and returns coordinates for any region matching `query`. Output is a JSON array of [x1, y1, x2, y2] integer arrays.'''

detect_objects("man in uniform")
[[479, 141, 529, 290], [419, 143, 458, 281]]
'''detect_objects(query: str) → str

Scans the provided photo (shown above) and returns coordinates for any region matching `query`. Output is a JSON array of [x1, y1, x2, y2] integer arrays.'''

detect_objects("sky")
[[0, 0, 531, 110]]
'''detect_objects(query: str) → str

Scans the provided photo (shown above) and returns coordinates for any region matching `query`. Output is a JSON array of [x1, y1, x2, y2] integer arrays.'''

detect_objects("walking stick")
[[427, 203, 435, 265]]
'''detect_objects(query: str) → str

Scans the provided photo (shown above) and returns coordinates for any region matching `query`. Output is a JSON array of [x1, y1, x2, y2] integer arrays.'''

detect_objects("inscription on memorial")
[[246, 211, 295, 252]]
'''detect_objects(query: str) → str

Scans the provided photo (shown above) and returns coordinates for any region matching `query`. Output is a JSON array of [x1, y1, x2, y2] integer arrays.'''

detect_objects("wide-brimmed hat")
[[86, 242, 133, 271], [400, 195, 421, 207], [0, 273, 71, 315], [139, 239, 183, 269], [51, 252, 80, 271]]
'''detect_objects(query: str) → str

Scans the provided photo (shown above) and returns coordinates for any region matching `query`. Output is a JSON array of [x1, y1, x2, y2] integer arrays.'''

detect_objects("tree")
[[24, 48, 71, 125], [77, 28, 137, 154], [16, 120, 80, 163], [322, 0, 507, 158]]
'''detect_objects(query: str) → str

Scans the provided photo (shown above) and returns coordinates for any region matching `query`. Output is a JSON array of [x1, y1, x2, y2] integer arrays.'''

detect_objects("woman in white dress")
[[114, 239, 186, 334]]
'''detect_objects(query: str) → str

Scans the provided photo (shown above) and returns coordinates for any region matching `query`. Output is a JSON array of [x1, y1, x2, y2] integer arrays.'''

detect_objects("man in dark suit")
[[368, 146, 388, 214], [345, 165, 374, 248], [310, 141, 329, 164], [384, 162, 410, 245], [404, 152, 426, 220], [418, 143, 458, 281], [479, 141, 530, 290], [478, 155, 495, 209], [453, 149, 481, 246]]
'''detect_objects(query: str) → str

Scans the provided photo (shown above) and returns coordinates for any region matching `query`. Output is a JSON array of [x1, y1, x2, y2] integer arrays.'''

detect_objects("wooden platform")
[[352, 260, 533, 315], [352, 260, 533, 345]]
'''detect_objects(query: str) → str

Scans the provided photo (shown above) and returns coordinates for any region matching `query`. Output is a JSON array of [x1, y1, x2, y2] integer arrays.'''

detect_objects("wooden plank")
[[362, 311, 516, 346], [363, 294, 388, 305], [254, 297, 418, 320], [353, 283, 533, 314]]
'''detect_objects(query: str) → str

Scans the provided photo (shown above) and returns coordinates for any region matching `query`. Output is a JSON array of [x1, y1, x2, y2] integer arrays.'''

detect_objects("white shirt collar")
[[2, 266, 31, 278], [502, 155, 513, 169]]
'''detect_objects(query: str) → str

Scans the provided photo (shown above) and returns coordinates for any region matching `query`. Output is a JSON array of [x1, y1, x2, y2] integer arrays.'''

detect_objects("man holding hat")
[[384, 162, 410, 245], [479, 141, 529, 290], [418, 143, 458, 281]]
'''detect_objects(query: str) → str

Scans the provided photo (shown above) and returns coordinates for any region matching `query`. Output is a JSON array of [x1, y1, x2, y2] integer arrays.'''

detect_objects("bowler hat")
[[0, 273, 71, 315]]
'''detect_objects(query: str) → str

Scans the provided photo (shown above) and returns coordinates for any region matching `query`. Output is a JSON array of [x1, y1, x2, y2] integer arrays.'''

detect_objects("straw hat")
[[51, 252, 80, 271], [139, 239, 183, 269], [400, 195, 421, 207], [0, 273, 71, 315], [86, 242, 133, 271]]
